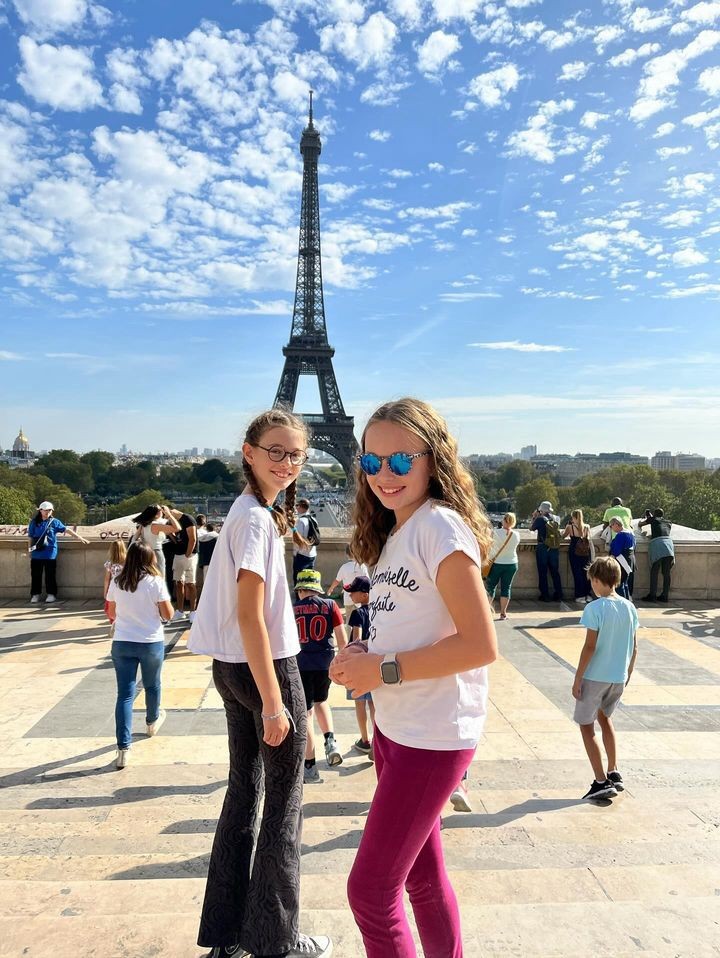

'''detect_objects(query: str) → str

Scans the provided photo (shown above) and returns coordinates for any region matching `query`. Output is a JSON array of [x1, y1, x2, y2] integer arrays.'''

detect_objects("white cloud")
[[661, 209, 703, 227], [320, 11, 398, 69], [699, 65, 720, 95], [505, 98, 577, 164], [428, 162, 444, 171], [539, 29, 581, 51], [653, 121, 675, 137], [629, 7, 671, 33], [369, 128, 391, 141], [665, 171, 715, 196], [12, 0, 90, 37], [386, 167, 413, 178], [630, 29, 720, 122], [558, 61, 589, 82], [580, 111, 609, 129], [672, 247, 709, 266], [323, 182, 359, 203], [0, 350, 26, 360], [439, 291, 501, 301], [417, 30, 461, 75], [608, 42, 661, 67], [399, 200, 475, 221], [468, 340, 574, 352], [360, 80, 410, 105], [431, 0, 483, 22], [467, 63, 520, 108], [561, 173, 575, 183], [387, 0, 425, 29], [678, 2, 720, 28], [18, 36, 104, 110], [594, 25, 624, 52], [657, 145, 693, 158]]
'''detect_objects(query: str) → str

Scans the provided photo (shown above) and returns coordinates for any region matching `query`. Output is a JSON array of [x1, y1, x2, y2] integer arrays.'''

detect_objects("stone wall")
[[2, 534, 719, 601]]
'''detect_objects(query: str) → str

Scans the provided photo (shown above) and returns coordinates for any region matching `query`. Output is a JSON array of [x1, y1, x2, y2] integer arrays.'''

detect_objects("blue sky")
[[2, 0, 720, 459]]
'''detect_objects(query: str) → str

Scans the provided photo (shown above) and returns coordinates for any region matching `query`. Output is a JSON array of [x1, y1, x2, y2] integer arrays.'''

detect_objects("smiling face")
[[363, 419, 432, 526], [39, 508, 53, 519], [243, 425, 307, 503]]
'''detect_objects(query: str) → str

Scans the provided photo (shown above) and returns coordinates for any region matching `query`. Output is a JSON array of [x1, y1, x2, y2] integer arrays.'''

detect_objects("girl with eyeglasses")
[[187, 408, 332, 958], [330, 397, 497, 958]]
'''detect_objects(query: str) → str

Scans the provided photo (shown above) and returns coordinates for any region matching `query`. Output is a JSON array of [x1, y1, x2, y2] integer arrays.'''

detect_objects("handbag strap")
[[494, 532, 513, 561]]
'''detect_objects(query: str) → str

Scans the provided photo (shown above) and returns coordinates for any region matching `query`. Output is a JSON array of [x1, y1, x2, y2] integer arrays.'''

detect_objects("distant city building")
[[520, 445, 537, 460], [466, 453, 514, 470], [1, 427, 36, 468], [532, 451, 649, 486], [651, 451, 706, 472], [119, 443, 128, 456]]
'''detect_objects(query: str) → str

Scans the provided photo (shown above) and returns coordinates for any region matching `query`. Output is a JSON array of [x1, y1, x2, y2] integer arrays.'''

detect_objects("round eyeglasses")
[[255, 444, 309, 467], [357, 451, 431, 477]]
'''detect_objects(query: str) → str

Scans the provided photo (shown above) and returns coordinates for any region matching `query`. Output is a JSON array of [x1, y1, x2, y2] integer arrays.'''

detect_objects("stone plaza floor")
[[1, 598, 720, 957]]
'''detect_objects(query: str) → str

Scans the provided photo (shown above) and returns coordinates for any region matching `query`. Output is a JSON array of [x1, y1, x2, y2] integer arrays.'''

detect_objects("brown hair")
[[116, 542, 161, 593], [587, 556, 621, 588], [108, 540, 127, 566], [242, 407, 310, 546], [350, 397, 493, 566]]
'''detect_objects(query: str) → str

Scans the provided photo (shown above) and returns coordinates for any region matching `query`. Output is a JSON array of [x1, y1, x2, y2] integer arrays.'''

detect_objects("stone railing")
[[1, 529, 719, 601]]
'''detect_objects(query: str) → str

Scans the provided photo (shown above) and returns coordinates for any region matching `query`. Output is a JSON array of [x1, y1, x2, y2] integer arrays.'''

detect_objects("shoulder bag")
[[482, 532, 513, 579]]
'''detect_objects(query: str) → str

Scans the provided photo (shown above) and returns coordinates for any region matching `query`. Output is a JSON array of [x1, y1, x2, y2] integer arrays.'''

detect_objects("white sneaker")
[[171, 610, 184, 621], [324, 735, 343, 767], [147, 708, 166, 737], [45, 594, 56, 603], [188, 611, 196, 624], [30, 595, 41, 604], [449, 781, 472, 813], [116, 748, 130, 769], [288, 934, 333, 957]]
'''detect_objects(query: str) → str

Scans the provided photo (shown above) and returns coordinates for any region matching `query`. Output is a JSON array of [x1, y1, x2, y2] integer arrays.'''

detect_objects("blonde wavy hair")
[[242, 407, 310, 546], [350, 398, 493, 566]]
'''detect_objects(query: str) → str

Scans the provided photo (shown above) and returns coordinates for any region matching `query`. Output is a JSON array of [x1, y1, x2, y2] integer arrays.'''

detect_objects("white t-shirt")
[[293, 513, 317, 558], [136, 523, 166, 550], [188, 492, 300, 663], [335, 559, 370, 607], [107, 574, 170, 644], [489, 528, 520, 565], [368, 499, 489, 751]]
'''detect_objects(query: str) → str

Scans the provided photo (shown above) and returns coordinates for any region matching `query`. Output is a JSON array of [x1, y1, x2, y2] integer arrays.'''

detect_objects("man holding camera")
[[638, 509, 675, 603], [531, 501, 564, 603]]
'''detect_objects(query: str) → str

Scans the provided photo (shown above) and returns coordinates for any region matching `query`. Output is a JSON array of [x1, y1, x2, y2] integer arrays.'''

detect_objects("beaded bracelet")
[[261, 706, 297, 733]]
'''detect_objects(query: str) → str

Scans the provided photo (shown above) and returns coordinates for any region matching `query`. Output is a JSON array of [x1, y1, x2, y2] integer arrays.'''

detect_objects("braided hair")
[[242, 408, 310, 547]]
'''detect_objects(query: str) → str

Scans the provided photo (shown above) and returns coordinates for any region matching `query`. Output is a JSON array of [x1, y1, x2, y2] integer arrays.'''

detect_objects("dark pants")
[[292, 553, 315, 584], [536, 544, 562, 599], [650, 556, 674, 600], [569, 545, 591, 599], [30, 558, 57, 597], [197, 656, 307, 955]]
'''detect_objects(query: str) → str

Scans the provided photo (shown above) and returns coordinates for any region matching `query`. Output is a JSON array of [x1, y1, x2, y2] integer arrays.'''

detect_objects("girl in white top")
[[132, 504, 181, 576], [106, 542, 173, 769], [327, 545, 370, 612], [330, 397, 497, 958], [485, 512, 521, 620], [187, 409, 332, 958]]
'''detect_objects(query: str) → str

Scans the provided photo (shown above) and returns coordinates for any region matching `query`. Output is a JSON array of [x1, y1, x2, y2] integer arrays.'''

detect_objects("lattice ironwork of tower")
[[273, 92, 358, 478]]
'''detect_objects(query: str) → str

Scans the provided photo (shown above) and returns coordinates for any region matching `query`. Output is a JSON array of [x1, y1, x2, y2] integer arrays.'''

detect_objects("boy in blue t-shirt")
[[572, 556, 638, 800]]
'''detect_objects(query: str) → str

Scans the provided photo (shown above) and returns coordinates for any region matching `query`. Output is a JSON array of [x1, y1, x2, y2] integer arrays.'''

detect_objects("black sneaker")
[[607, 770, 624, 791], [582, 779, 618, 800], [353, 738, 372, 754], [203, 946, 248, 957]]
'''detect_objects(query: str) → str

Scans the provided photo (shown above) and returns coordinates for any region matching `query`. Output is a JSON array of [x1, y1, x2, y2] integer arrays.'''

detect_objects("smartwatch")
[[381, 653, 402, 685]]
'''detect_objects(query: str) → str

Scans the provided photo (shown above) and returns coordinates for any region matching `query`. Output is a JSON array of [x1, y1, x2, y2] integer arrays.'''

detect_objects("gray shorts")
[[573, 679, 625, 725]]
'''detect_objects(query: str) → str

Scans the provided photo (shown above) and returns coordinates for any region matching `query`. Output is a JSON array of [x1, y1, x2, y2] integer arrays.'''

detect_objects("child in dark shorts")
[[572, 556, 638, 801], [343, 576, 376, 757], [293, 569, 347, 784]]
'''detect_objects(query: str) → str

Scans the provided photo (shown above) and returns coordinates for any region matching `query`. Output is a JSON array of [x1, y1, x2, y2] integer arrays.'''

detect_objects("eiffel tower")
[[273, 92, 358, 478]]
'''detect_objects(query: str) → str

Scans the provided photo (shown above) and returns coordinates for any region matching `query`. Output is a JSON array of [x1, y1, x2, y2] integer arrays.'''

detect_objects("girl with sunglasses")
[[188, 408, 332, 958], [330, 397, 497, 958]]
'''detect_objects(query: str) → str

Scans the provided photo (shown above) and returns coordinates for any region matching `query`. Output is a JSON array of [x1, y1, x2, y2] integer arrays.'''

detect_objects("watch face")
[[381, 660, 400, 684]]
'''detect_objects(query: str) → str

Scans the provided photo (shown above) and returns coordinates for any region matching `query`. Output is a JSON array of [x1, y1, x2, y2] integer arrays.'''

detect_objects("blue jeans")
[[536, 543, 563, 599], [111, 640, 165, 749]]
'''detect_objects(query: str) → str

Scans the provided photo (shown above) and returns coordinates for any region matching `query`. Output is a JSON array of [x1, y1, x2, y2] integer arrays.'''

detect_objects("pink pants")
[[347, 724, 474, 957]]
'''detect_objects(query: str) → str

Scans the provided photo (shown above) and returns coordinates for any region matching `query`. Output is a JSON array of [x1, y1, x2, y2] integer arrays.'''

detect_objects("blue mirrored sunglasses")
[[357, 451, 431, 477]]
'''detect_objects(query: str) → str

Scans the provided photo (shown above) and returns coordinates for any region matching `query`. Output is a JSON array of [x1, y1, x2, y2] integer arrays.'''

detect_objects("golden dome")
[[13, 427, 30, 452]]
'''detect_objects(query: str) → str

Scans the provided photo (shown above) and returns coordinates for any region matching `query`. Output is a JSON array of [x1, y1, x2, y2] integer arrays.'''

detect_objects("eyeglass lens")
[[359, 453, 414, 476], [267, 445, 307, 465]]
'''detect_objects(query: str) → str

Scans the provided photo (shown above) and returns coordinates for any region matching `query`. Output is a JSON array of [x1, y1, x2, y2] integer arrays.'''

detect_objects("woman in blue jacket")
[[28, 500, 89, 603]]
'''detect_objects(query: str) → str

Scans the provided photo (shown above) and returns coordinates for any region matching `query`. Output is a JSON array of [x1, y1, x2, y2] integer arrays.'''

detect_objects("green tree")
[[569, 474, 614, 509], [515, 478, 559, 519], [80, 451, 115, 478], [628, 483, 678, 520], [0, 486, 35, 523], [193, 458, 232, 485], [496, 460, 536, 493], [31, 478, 86, 523], [37, 460, 94, 494], [35, 449, 80, 466], [107, 489, 167, 521], [673, 481, 720, 530]]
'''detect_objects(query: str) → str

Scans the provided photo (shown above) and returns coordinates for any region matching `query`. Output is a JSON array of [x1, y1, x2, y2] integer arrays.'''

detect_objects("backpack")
[[545, 517, 562, 549], [305, 514, 321, 546]]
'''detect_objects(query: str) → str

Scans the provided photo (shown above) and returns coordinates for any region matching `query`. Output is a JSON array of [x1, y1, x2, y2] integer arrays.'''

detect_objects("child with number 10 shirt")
[[330, 397, 498, 958]]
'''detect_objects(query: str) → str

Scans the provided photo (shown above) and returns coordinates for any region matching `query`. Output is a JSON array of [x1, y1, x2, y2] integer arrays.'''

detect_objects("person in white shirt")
[[484, 512, 521, 620], [106, 542, 174, 770], [132, 504, 181, 577], [330, 397, 498, 958], [187, 409, 332, 958], [292, 498, 317, 583], [327, 545, 369, 617]]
